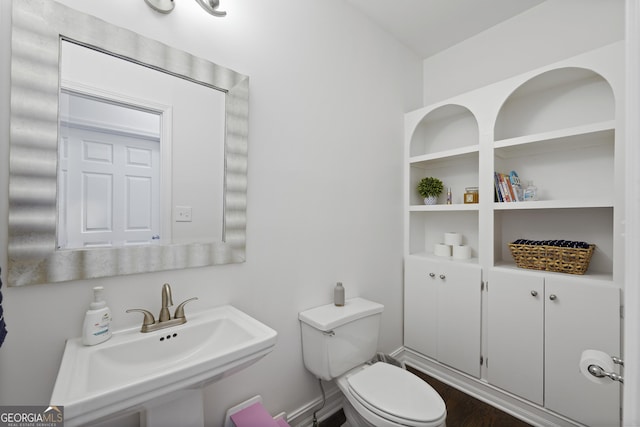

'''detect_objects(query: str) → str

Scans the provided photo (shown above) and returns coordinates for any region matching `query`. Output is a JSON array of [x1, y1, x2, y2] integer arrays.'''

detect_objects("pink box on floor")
[[230, 401, 290, 427]]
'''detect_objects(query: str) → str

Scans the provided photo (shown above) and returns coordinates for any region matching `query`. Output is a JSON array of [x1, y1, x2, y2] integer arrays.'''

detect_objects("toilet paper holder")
[[587, 355, 624, 383]]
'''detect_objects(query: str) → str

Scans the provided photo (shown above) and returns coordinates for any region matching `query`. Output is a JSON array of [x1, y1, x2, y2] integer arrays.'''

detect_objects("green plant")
[[417, 177, 444, 198]]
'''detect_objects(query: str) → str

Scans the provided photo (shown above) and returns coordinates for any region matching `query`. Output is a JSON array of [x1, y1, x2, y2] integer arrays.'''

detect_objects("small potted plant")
[[417, 177, 444, 205]]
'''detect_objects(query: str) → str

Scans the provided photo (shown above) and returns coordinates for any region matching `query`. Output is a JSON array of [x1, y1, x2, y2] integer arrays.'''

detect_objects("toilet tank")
[[299, 297, 383, 381]]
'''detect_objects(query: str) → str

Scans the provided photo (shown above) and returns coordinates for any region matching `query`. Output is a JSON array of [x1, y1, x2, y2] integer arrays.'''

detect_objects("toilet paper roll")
[[433, 243, 452, 257], [444, 232, 463, 246], [453, 245, 472, 260], [580, 349, 615, 384]]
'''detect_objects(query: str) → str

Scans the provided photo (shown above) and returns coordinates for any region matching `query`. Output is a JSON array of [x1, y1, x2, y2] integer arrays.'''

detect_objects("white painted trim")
[[397, 348, 584, 427], [289, 345, 598, 427], [286, 381, 344, 427], [624, 1, 640, 425], [61, 79, 174, 243]]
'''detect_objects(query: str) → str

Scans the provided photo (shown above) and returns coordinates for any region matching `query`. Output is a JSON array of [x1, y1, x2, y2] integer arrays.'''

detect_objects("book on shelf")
[[494, 171, 522, 202], [494, 172, 503, 202]]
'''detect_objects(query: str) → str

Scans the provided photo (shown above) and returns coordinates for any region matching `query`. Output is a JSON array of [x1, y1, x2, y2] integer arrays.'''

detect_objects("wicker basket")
[[508, 243, 595, 275]]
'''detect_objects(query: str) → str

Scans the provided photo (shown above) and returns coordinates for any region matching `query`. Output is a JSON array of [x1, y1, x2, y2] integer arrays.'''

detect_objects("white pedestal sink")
[[50, 305, 277, 426]]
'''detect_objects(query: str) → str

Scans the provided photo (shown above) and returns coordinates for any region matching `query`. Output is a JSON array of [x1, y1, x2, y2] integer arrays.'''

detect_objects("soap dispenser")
[[82, 286, 112, 346]]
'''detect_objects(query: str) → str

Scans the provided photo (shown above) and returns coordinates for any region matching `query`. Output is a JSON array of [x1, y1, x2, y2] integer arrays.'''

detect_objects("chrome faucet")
[[126, 283, 198, 333]]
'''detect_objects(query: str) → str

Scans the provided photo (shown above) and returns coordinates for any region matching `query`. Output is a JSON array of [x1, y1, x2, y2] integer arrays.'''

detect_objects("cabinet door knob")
[[439, 274, 446, 280], [429, 273, 436, 278], [531, 290, 538, 297], [549, 294, 557, 301]]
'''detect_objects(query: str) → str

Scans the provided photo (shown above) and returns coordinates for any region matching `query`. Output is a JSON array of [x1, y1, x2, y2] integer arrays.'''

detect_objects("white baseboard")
[[287, 346, 583, 427], [398, 348, 584, 427], [286, 381, 344, 427]]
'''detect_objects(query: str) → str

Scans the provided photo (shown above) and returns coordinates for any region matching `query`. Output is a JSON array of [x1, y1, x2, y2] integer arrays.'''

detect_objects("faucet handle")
[[126, 308, 156, 326], [174, 297, 198, 319]]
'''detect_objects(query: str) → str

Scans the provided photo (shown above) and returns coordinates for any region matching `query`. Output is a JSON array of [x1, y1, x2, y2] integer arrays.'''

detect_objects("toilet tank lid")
[[299, 297, 384, 331]]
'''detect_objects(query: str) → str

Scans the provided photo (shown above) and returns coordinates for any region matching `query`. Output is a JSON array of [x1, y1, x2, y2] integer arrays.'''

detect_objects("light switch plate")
[[175, 206, 192, 222]]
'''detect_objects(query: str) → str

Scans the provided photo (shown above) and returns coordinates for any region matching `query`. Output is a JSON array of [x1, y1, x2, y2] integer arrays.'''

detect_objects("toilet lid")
[[347, 363, 446, 426]]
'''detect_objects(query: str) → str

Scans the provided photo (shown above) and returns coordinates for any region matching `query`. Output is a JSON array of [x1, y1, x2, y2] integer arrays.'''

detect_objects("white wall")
[[423, 0, 626, 104], [0, 0, 422, 425]]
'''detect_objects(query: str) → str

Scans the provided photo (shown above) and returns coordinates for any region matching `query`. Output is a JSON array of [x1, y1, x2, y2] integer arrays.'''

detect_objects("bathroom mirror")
[[58, 41, 226, 250], [8, 0, 249, 286]]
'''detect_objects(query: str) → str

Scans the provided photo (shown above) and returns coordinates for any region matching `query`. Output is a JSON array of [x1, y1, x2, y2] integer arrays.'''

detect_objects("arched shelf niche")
[[491, 67, 617, 275], [410, 104, 479, 157], [494, 67, 614, 140]]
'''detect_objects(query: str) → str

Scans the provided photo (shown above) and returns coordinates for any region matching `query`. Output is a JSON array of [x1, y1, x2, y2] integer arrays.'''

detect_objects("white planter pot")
[[424, 196, 438, 205]]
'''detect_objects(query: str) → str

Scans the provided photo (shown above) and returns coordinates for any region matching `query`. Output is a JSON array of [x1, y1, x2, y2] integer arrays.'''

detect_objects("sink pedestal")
[[143, 389, 204, 427]]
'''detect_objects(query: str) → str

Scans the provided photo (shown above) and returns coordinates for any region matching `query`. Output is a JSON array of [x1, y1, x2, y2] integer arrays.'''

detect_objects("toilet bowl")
[[337, 363, 446, 427], [299, 298, 446, 427]]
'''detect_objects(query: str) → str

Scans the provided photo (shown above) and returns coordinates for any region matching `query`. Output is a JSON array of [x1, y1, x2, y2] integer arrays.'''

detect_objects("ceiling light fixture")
[[194, 0, 227, 17], [144, 0, 226, 17]]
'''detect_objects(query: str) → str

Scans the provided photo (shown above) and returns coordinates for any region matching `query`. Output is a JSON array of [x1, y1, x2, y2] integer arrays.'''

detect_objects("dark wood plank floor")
[[408, 366, 533, 427], [320, 365, 533, 427]]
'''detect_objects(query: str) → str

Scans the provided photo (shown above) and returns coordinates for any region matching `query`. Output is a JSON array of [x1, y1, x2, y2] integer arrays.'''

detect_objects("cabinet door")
[[404, 256, 438, 359], [545, 277, 620, 426], [487, 269, 544, 405], [437, 262, 482, 377]]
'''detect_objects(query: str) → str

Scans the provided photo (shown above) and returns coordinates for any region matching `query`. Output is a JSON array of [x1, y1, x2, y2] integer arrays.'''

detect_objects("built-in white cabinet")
[[486, 270, 544, 405], [406, 104, 479, 259], [544, 275, 620, 426], [491, 66, 618, 277], [404, 255, 481, 378], [487, 268, 621, 426], [403, 43, 624, 426]]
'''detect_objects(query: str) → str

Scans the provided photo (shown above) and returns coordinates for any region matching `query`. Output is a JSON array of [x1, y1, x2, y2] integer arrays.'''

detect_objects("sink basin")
[[51, 305, 277, 426]]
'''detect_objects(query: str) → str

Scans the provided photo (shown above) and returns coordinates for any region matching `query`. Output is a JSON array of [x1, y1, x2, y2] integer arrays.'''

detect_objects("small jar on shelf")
[[523, 181, 538, 201], [464, 187, 479, 204]]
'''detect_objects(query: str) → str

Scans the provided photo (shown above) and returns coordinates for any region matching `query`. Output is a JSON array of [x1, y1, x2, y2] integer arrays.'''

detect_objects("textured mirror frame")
[[8, 0, 249, 286]]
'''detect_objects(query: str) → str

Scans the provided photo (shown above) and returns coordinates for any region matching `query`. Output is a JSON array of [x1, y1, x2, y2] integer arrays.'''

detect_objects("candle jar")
[[464, 187, 479, 204]]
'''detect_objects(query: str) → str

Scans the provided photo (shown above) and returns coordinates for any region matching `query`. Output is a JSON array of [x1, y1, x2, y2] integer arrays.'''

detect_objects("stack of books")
[[494, 171, 522, 202]]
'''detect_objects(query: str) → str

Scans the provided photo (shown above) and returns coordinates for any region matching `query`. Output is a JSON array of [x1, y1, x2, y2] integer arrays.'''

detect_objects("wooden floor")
[[320, 365, 533, 427], [408, 366, 533, 427]]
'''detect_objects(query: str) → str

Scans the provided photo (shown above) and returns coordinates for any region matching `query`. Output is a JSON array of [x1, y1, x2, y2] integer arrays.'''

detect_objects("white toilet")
[[299, 297, 447, 427]]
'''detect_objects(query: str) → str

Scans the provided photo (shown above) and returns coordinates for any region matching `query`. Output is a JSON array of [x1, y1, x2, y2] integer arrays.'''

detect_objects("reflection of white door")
[[58, 126, 160, 248]]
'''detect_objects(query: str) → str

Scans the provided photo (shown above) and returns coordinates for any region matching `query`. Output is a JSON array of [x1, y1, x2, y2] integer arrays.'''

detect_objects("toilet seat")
[[346, 363, 446, 427]]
